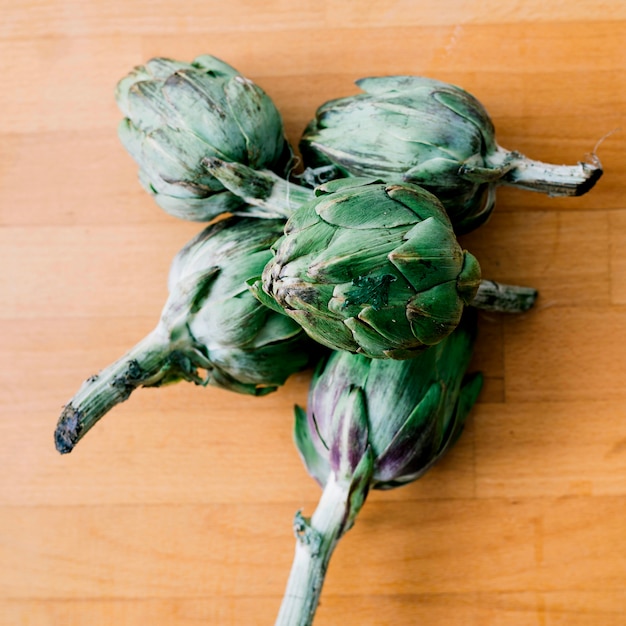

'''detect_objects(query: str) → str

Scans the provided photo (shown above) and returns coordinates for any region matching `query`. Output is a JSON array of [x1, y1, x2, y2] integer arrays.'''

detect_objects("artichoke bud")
[[300, 75, 602, 234], [115, 54, 294, 221], [54, 216, 316, 454], [295, 310, 483, 491], [157, 216, 315, 391], [256, 178, 481, 359]]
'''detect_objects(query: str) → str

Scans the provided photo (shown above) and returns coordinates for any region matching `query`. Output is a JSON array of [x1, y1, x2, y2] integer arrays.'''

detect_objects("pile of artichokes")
[[54, 55, 602, 625]]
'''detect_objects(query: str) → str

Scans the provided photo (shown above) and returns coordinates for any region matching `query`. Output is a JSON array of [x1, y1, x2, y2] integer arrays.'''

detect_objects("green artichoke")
[[54, 216, 316, 454], [276, 310, 482, 625], [252, 177, 481, 359], [300, 75, 603, 234], [116, 55, 293, 221]]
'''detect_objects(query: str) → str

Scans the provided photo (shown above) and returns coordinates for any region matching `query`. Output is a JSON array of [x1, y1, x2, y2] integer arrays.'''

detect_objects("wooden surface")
[[1, 1, 626, 624]]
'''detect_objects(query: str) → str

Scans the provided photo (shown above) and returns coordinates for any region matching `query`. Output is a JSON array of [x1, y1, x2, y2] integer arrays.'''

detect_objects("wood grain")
[[1, 1, 625, 624]]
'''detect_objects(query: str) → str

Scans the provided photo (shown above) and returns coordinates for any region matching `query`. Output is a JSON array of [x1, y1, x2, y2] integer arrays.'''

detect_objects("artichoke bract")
[[276, 310, 483, 626], [300, 75, 603, 234], [115, 55, 294, 221], [54, 216, 315, 454], [252, 177, 481, 359]]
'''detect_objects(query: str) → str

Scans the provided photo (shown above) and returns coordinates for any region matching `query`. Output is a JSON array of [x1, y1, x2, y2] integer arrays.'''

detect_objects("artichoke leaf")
[[289, 309, 358, 353], [384, 184, 450, 223], [355, 304, 416, 349], [329, 386, 370, 479], [294, 405, 331, 487], [247, 279, 289, 315], [125, 80, 173, 130], [342, 316, 391, 359], [225, 76, 286, 168], [161, 71, 245, 161], [315, 188, 417, 230], [432, 87, 496, 148], [306, 229, 397, 283], [374, 381, 443, 483], [407, 282, 465, 346]]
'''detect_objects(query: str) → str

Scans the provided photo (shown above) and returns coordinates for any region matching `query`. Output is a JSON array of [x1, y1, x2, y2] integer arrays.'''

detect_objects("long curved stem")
[[276, 475, 365, 626], [54, 328, 209, 454]]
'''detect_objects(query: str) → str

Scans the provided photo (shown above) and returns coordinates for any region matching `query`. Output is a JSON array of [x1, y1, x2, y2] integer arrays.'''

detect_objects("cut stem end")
[[490, 148, 603, 197]]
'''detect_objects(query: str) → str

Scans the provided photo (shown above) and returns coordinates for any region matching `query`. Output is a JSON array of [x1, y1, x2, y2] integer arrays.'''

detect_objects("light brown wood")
[[1, 2, 625, 624]]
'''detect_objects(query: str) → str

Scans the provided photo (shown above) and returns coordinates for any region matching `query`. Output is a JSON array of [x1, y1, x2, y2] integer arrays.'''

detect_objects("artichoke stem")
[[471, 280, 538, 313], [54, 329, 201, 454], [203, 157, 315, 217], [489, 147, 602, 196], [275, 475, 366, 626]]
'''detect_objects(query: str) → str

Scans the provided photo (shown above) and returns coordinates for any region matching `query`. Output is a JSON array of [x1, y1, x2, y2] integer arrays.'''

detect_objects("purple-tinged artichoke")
[[297, 310, 482, 491], [275, 310, 482, 625]]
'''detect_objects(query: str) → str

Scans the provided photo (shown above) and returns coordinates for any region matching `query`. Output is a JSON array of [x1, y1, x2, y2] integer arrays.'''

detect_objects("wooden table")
[[1, 2, 625, 624]]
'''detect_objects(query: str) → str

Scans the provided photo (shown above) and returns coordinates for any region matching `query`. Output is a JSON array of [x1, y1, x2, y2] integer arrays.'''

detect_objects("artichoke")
[[296, 312, 482, 491], [54, 216, 316, 454], [300, 75, 603, 234], [276, 310, 482, 626], [252, 177, 482, 359], [115, 55, 294, 221]]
